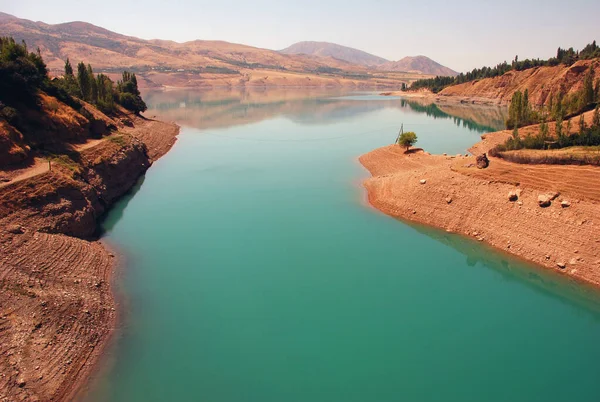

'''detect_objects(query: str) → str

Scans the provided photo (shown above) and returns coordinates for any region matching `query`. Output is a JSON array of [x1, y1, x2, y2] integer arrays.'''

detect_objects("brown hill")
[[280, 41, 389, 67], [379, 56, 458, 76], [439, 59, 600, 105], [0, 12, 415, 89]]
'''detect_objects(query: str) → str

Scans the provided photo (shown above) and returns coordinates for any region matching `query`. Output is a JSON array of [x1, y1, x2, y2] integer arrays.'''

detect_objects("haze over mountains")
[[281, 41, 458, 76], [0, 12, 457, 89], [280, 41, 388, 67]]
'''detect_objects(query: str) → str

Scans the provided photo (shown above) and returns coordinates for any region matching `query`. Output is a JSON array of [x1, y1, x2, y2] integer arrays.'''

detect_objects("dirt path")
[[0, 158, 49, 189]]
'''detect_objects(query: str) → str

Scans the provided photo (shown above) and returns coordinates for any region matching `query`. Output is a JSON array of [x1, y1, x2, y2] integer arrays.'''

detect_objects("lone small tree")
[[398, 131, 418, 151]]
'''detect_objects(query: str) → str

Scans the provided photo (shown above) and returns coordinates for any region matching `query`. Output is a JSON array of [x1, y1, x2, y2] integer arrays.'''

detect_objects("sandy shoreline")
[[359, 131, 600, 288], [0, 115, 180, 401]]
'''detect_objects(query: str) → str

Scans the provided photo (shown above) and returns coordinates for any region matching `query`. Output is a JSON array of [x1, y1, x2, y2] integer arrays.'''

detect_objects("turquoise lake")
[[90, 90, 600, 402]]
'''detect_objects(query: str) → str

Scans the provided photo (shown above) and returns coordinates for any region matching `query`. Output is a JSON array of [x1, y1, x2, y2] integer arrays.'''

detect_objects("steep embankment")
[[0, 94, 179, 401], [439, 59, 600, 105], [359, 124, 600, 287]]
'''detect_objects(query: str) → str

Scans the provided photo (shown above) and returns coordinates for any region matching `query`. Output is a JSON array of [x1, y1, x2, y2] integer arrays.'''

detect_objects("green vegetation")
[[107, 133, 128, 147], [506, 89, 538, 128], [409, 40, 599, 93], [1, 36, 148, 121], [397, 131, 418, 151], [0, 37, 49, 109], [492, 105, 600, 157], [504, 64, 598, 130], [55, 60, 147, 114]]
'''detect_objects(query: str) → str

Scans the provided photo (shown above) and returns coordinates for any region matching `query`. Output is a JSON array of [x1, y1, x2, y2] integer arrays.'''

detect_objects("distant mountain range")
[[280, 41, 458, 76], [0, 12, 457, 89], [280, 41, 388, 67], [378, 56, 458, 76]]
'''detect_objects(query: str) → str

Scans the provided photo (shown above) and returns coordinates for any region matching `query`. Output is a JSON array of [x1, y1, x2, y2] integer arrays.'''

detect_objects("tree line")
[[55, 58, 146, 114], [409, 40, 600, 93], [506, 65, 599, 129], [0, 36, 147, 124]]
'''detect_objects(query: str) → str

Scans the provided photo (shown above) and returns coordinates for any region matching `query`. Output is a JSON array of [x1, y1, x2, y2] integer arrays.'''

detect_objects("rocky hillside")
[[0, 93, 179, 401], [280, 41, 388, 67], [0, 12, 411, 89], [439, 59, 600, 105], [379, 56, 458, 76]]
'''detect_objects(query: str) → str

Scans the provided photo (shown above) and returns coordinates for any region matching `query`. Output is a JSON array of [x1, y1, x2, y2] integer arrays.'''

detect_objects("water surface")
[[92, 90, 600, 402]]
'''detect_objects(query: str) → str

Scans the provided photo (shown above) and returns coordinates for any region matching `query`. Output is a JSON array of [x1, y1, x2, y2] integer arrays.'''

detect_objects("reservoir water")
[[91, 90, 600, 402]]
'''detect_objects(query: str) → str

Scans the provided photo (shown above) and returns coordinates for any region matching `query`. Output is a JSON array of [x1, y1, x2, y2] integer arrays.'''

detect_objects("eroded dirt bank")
[[0, 115, 179, 401], [359, 136, 600, 287]]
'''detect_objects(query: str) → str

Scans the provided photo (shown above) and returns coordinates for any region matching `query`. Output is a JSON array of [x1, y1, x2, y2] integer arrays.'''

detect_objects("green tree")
[[87, 64, 98, 104], [397, 131, 417, 151], [0, 36, 49, 107], [64, 58, 74, 77], [579, 113, 586, 134], [77, 61, 90, 101], [116, 71, 146, 114], [593, 105, 600, 128], [583, 65, 595, 106]]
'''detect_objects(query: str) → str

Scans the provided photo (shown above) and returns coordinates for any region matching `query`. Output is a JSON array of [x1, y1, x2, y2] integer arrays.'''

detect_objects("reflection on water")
[[143, 88, 507, 132], [409, 222, 600, 317], [92, 89, 600, 402]]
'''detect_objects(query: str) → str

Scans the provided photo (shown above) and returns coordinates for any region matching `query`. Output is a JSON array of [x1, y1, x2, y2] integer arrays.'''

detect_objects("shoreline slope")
[[0, 113, 179, 401], [359, 131, 600, 287]]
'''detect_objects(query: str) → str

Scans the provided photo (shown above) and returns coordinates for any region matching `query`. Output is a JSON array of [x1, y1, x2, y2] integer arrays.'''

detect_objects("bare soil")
[[0, 113, 179, 401], [360, 135, 600, 287]]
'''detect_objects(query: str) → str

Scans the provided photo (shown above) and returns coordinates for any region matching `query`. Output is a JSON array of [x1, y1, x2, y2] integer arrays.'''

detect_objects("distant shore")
[[380, 90, 507, 106], [359, 126, 600, 288]]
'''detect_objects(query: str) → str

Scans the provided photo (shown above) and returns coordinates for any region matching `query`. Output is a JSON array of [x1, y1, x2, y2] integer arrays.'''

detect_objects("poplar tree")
[[583, 65, 595, 106], [87, 64, 98, 104], [77, 62, 90, 101]]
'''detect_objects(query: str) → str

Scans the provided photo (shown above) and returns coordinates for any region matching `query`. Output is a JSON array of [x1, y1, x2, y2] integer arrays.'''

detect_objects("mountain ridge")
[[280, 41, 389, 67], [378, 55, 458, 76]]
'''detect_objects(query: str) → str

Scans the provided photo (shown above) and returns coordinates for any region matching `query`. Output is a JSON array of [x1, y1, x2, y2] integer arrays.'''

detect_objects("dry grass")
[[497, 146, 600, 165]]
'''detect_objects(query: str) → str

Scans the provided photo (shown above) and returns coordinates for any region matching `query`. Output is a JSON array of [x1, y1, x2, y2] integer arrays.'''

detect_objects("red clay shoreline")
[[0, 114, 180, 401], [359, 125, 600, 290]]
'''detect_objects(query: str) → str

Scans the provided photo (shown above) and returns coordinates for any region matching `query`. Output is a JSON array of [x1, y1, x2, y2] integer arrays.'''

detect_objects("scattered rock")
[[445, 197, 453, 204], [476, 153, 489, 169], [538, 194, 552, 208], [545, 255, 551, 260], [517, 201, 523, 206], [508, 191, 519, 202], [420, 179, 427, 185], [561, 200, 571, 208], [411, 210, 417, 214], [121, 118, 134, 127], [556, 262, 566, 269], [6, 224, 24, 234], [549, 192, 560, 201], [17, 378, 26, 388]]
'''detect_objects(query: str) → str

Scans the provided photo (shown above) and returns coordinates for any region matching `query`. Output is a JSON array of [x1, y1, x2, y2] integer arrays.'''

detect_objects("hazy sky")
[[2, 0, 599, 72]]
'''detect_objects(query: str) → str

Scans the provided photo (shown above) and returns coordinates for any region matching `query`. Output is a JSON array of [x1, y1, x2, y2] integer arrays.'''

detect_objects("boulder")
[[476, 153, 489, 169], [508, 191, 519, 202], [420, 179, 427, 185], [6, 224, 24, 234], [121, 118, 134, 127], [538, 194, 552, 208], [556, 262, 566, 269]]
